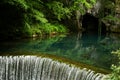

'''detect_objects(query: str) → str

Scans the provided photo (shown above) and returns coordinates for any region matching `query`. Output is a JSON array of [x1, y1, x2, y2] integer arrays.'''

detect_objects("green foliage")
[[72, 0, 96, 14], [47, 1, 72, 20], [22, 22, 42, 37], [112, 49, 120, 61], [105, 49, 120, 80], [98, 0, 115, 18], [46, 0, 96, 20], [99, 0, 120, 28], [31, 9, 48, 23], [90, 0, 97, 5], [104, 0, 115, 9], [4, 0, 28, 10], [0, 0, 69, 38], [41, 23, 67, 34], [110, 49, 120, 80], [72, 0, 85, 15], [102, 15, 120, 22], [0, 0, 98, 38]]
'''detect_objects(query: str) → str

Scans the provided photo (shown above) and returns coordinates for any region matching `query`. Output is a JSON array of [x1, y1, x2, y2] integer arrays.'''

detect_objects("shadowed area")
[[82, 13, 106, 35], [82, 13, 99, 32], [0, 3, 24, 39]]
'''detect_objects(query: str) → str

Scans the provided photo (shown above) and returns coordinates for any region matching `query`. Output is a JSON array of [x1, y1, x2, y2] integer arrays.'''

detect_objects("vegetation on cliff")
[[101, 0, 120, 32], [0, 0, 96, 39], [105, 49, 120, 80], [0, 0, 120, 38]]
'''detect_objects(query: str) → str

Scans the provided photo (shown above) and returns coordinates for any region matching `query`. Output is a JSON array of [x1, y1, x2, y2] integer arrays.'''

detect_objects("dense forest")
[[0, 0, 120, 39]]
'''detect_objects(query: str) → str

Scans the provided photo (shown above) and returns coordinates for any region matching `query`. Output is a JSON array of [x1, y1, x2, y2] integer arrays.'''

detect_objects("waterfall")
[[0, 56, 106, 80]]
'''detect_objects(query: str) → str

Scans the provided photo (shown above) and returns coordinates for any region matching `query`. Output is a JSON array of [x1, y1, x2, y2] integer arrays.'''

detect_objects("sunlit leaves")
[[47, 1, 71, 20], [106, 49, 120, 80], [32, 9, 48, 23], [6, 0, 29, 10], [46, 0, 97, 21], [102, 15, 120, 23], [41, 23, 67, 34], [112, 49, 120, 59], [73, 0, 96, 15], [90, 0, 97, 5]]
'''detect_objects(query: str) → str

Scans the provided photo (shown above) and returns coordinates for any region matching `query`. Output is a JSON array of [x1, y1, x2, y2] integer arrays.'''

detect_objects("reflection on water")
[[0, 33, 120, 70]]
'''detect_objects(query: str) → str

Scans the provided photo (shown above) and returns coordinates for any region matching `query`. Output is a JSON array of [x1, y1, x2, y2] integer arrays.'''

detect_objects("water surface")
[[0, 32, 120, 70]]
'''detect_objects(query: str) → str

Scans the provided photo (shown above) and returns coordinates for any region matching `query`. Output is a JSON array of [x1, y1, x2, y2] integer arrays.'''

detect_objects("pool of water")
[[0, 32, 120, 70]]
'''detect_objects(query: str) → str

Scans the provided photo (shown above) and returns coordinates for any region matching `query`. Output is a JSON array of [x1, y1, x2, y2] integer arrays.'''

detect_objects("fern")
[[90, 0, 96, 5], [6, 0, 29, 10], [103, 15, 120, 22], [32, 9, 48, 23], [104, 49, 120, 80], [47, 1, 71, 20]]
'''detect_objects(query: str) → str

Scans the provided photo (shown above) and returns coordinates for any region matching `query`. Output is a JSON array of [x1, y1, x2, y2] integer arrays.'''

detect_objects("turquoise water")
[[0, 32, 120, 70]]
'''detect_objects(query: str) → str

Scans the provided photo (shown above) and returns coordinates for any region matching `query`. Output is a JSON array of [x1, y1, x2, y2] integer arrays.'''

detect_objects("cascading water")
[[0, 56, 106, 80]]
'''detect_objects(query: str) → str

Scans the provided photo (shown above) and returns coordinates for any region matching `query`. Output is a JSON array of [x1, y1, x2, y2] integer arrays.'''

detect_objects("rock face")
[[86, 0, 120, 33], [110, 0, 120, 33], [100, 0, 120, 33], [91, 0, 101, 17], [115, 0, 120, 14]]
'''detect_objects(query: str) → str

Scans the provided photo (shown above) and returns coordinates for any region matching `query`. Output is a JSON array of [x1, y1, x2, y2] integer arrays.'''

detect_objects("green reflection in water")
[[0, 33, 120, 71]]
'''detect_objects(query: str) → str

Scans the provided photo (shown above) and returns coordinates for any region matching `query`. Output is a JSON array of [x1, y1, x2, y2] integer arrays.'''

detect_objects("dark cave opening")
[[82, 13, 106, 35], [82, 13, 99, 32], [81, 13, 107, 46]]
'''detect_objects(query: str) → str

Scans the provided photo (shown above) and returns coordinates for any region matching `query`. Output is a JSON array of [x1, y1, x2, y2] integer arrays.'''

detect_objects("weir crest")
[[0, 56, 106, 80]]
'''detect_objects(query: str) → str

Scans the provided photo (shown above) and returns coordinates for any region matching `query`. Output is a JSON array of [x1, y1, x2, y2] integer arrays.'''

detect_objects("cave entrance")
[[82, 13, 99, 33], [82, 13, 106, 35]]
